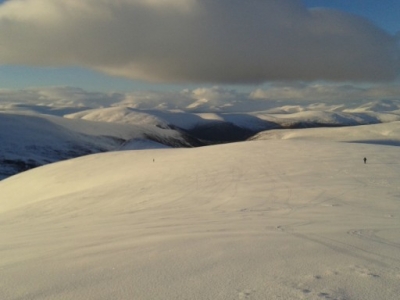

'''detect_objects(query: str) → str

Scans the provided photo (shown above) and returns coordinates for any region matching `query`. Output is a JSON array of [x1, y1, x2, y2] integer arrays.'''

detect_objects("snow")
[[0, 111, 191, 178], [252, 121, 400, 146], [64, 103, 400, 133], [1, 123, 400, 299], [65, 108, 210, 130], [65, 107, 169, 127], [2, 97, 400, 299]]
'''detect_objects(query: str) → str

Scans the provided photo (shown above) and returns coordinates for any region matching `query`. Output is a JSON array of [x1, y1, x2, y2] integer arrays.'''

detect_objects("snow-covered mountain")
[[65, 103, 400, 143], [1, 127, 399, 299], [65, 105, 400, 132], [2, 98, 400, 179], [0, 111, 201, 179], [2, 96, 400, 299], [252, 121, 400, 146]]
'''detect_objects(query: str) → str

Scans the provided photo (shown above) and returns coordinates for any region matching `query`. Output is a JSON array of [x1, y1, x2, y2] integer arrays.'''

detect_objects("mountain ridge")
[[2, 99, 400, 179]]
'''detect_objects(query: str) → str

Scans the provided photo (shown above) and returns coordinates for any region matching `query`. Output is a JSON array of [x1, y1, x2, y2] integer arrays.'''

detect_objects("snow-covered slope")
[[67, 106, 400, 130], [1, 134, 400, 299], [3, 98, 400, 179], [251, 121, 400, 146], [0, 112, 200, 179], [62, 106, 400, 147], [65, 107, 172, 128], [256, 110, 400, 128]]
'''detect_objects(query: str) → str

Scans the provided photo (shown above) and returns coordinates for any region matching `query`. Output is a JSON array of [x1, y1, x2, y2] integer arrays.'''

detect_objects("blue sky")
[[304, 0, 400, 34], [0, 0, 398, 93]]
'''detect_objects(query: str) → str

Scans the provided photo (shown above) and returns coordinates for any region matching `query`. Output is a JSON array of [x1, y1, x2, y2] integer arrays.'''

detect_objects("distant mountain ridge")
[[2, 99, 400, 179]]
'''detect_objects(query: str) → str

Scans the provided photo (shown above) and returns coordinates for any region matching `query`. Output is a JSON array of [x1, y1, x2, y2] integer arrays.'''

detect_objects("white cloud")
[[0, 0, 398, 83], [0, 86, 124, 108], [1, 83, 400, 115], [251, 83, 400, 103], [0, 86, 253, 112], [117, 87, 247, 111]]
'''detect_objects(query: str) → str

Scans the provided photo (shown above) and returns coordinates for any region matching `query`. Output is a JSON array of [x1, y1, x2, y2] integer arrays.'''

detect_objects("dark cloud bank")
[[0, 0, 399, 83]]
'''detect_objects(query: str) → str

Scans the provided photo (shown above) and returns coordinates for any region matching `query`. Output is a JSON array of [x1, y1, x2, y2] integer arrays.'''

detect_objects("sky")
[[0, 0, 399, 103]]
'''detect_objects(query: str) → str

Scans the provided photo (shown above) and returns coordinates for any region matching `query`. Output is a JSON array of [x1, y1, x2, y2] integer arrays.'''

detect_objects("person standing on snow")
[[364, 157, 367, 164]]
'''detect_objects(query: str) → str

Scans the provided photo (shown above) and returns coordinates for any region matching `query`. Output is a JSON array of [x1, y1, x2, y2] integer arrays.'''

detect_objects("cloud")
[[0, 86, 254, 112], [250, 82, 400, 106], [0, 86, 124, 108], [1, 84, 400, 115], [0, 0, 398, 84]]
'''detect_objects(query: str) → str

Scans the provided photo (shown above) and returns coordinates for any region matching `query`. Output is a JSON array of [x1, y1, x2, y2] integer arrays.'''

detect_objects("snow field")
[[0, 140, 400, 299]]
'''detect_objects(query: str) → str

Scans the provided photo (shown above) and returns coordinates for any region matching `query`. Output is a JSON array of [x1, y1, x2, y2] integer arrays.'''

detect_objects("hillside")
[[0, 112, 201, 179], [1, 133, 399, 299], [3, 98, 400, 180]]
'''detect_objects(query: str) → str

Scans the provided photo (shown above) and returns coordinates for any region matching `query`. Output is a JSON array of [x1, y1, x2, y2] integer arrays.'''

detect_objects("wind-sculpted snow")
[[0, 139, 399, 299]]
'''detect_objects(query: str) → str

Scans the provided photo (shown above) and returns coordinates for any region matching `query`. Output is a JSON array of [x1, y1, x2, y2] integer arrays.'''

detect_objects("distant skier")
[[364, 157, 367, 164]]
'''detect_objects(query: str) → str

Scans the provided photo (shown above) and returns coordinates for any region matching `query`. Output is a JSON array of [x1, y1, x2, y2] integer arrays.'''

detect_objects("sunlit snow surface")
[[1, 134, 400, 299]]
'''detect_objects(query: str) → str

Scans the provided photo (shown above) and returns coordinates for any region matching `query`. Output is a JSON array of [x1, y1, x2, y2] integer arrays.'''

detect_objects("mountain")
[[1, 98, 400, 299], [0, 112, 202, 179], [1, 127, 399, 299], [251, 121, 400, 146], [66, 105, 400, 143], [2, 99, 400, 179]]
